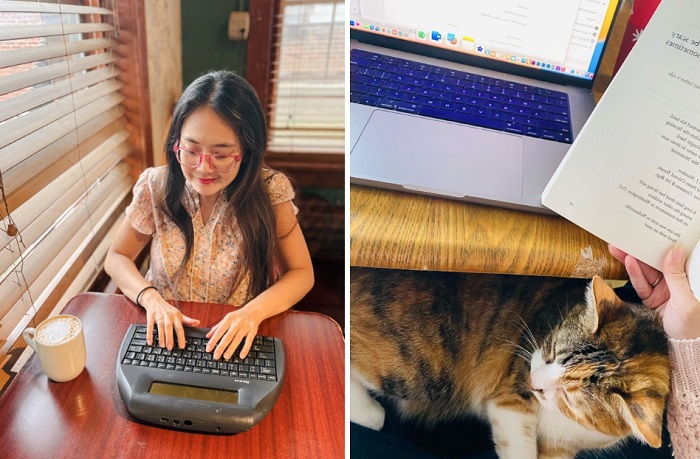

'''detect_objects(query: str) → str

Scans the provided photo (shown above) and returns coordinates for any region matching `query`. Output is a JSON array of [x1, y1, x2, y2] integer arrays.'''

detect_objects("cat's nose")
[[529, 375, 546, 401], [528, 374, 541, 391]]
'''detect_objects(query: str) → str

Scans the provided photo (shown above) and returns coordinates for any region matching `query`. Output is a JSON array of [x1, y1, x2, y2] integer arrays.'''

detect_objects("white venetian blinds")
[[268, 0, 344, 154], [0, 1, 135, 358]]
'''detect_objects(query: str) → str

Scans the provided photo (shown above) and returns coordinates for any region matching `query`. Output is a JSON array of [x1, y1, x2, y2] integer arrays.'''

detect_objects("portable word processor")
[[116, 324, 285, 433]]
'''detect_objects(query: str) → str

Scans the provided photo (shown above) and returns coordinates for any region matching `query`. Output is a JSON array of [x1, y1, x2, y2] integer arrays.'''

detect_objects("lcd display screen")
[[149, 381, 238, 404]]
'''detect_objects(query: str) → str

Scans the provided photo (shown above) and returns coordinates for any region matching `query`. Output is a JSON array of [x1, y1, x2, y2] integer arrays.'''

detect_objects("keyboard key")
[[544, 112, 569, 124], [360, 95, 380, 107], [396, 102, 419, 114], [418, 106, 506, 131], [505, 123, 526, 135]]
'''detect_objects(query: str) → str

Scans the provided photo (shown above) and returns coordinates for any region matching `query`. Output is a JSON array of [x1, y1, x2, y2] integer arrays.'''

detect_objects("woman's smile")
[[197, 177, 218, 185]]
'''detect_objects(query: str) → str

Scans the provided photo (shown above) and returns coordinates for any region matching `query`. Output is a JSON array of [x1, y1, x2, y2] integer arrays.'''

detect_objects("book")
[[542, 0, 700, 294]]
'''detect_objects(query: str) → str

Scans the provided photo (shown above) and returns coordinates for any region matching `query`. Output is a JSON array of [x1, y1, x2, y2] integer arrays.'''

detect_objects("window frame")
[[246, 0, 344, 189]]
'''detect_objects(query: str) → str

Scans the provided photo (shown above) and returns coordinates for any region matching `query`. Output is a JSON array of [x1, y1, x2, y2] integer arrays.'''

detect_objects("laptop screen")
[[349, 0, 620, 86]]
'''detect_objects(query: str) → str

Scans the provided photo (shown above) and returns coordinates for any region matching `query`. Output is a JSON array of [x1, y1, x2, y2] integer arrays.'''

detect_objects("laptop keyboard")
[[350, 48, 573, 144], [122, 326, 279, 381]]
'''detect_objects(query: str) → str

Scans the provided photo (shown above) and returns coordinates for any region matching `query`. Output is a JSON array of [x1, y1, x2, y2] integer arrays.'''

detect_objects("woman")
[[105, 70, 314, 361]]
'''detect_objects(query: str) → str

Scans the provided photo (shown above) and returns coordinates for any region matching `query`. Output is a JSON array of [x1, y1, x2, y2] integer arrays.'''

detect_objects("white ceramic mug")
[[22, 314, 86, 382]]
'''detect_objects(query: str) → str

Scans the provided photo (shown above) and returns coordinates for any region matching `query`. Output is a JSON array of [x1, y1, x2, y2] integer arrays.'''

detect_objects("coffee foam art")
[[36, 316, 81, 346]]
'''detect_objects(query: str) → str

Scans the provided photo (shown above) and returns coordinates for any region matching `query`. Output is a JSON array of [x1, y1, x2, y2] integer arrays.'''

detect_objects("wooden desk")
[[0, 293, 344, 459], [350, 185, 626, 279]]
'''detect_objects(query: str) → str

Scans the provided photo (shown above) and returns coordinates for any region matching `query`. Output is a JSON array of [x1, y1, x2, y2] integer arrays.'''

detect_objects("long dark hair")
[[160, 70, 276, 300]]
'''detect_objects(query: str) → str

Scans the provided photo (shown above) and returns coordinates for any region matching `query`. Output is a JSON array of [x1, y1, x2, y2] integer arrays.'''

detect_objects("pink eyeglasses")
[[173, 144, 242, 173]]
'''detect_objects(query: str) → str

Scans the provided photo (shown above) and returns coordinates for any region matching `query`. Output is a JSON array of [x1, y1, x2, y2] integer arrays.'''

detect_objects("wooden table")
[[350, 185, 627, 279], [0, 293, 344, 459]]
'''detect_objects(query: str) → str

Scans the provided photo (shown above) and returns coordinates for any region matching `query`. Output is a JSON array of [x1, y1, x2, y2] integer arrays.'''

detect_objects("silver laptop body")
[[349, 0, 622, 214]]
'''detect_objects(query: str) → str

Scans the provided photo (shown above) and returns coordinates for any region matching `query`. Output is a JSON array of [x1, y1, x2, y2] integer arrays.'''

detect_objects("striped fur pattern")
[[350, 268, 670, 459]]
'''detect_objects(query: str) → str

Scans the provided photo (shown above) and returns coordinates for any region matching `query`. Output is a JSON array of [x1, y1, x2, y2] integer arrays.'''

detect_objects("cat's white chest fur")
[[536, 403, 618, 450]]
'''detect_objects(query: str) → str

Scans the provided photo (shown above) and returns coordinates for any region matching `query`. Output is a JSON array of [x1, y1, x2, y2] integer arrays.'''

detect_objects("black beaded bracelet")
[[135, 285, 157, 306]]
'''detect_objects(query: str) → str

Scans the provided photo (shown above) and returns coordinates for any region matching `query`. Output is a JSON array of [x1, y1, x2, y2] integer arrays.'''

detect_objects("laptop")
[[349, 0, 621, 214]]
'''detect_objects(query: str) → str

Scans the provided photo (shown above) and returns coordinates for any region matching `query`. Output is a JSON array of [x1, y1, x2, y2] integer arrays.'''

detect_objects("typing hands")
[[139, 288, 201, 350], [206, 307, 264, 360], [609, 244, 700, 340], [137, 286, 262, 360]]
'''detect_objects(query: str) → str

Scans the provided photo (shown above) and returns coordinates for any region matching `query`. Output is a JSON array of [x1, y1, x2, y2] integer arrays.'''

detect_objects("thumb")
[[661, 244, 700, 339], [181, 314, 201, 327], [662, 245, 695, 300]]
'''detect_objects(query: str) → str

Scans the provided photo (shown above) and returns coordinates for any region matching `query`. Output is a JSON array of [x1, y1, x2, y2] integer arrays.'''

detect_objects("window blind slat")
[[0, 66, 119, 123], [0, 23, 115, 41], [0, 162, 132, 333], [0, 131, 131, 262], [0, 37, 114, 69], [0, 215, 94, 339], [0, 157, 131, 292], [0, 52, 116, 97], [0, 84, 124, 152], [3, 116, 127, 211], [0, 176, 132, 354], [0, 1, 114, 15]]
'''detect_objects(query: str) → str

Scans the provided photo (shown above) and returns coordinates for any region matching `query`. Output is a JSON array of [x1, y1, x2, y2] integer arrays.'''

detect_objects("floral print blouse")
[[125, 166, 296, 305]]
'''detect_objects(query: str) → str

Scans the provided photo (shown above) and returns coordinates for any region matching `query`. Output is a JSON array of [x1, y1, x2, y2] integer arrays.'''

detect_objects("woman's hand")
[[139, 288, 201, 349], [608, 244, 670, 308], [609, 244, 700, 339], [105, 217, 200, 349], [657, 245, 700, 339], [206, 307, 264, 360]]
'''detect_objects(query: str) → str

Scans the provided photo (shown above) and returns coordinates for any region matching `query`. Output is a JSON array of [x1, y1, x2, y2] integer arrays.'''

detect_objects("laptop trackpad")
[[352, 110, 524, 200]]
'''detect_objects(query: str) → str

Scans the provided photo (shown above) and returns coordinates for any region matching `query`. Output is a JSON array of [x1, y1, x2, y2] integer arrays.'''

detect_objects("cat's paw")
[[351, 398, 386, 430], [350, 373, 386, 430]]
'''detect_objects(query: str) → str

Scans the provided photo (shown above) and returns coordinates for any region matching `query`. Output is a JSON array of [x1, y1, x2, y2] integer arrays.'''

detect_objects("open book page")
[[542, 0, 700, 284]]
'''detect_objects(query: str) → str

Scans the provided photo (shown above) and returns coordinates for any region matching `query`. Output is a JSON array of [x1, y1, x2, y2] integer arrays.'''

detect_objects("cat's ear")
[[584, 276, 623, 333], [611, 392, 665, 448]]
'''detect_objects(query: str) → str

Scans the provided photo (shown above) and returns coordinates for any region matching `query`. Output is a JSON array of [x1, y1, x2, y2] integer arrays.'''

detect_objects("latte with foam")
[[35, 315, 81, 346]]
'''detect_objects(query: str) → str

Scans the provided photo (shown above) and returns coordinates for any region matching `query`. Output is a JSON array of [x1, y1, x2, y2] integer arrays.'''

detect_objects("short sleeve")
[[264, 168, 296, 210], [125, 168, 158, 235]]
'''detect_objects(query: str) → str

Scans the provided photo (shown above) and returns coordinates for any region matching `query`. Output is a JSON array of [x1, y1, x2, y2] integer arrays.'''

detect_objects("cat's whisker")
[[513, 315, 539, 352], [495, 338, 533, 363]]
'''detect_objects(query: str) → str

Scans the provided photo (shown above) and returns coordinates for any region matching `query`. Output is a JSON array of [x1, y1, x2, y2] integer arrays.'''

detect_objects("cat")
[[350, 267, 671, 459]]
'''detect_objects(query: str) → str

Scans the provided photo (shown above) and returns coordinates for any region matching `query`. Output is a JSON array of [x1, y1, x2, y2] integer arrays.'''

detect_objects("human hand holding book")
[[542, 0, 700, 299], [609, 243, 700, 340]]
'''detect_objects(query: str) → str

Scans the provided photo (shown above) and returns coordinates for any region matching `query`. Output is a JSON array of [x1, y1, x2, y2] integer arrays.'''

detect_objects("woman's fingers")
[[205, 315, 259, 360]]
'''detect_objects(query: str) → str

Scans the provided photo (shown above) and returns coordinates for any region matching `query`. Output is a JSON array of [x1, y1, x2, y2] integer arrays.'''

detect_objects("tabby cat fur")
[[350, 267, 670, 459]]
